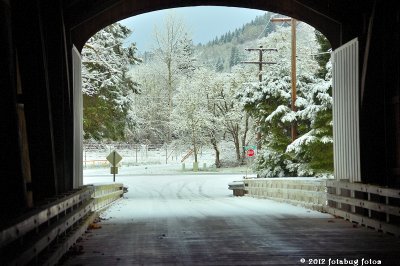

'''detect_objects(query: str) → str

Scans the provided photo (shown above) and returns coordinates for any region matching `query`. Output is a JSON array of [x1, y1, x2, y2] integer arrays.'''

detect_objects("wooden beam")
[[0, 0, 27, 219], [12, 0, 59, 200], [360, 0, 376, 106]]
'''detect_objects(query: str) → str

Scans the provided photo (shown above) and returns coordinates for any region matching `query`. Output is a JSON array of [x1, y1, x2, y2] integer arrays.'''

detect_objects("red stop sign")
[[246, 149, 255, 157]]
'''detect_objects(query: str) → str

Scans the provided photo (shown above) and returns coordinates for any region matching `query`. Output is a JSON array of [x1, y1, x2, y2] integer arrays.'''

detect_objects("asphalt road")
[[62, 173, 400, 265]]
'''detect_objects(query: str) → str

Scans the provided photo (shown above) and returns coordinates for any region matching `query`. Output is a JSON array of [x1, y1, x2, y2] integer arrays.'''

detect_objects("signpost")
[[106, 150, 122, 182], [244, 145, 257, 178]]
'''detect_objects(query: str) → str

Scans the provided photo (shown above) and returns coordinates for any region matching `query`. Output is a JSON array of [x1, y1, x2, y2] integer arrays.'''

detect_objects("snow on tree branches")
[[82, 23, 141, 141], [237, 24, 333, 177]]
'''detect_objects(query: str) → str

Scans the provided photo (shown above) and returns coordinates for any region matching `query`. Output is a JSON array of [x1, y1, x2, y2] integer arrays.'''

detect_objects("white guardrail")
[[0, 183, 125, 265]]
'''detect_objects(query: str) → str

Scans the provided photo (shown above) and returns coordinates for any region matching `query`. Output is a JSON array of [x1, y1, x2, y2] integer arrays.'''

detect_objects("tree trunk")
[[228, 123, 241, 162], [194, 146, 198, 163], [241, 114, 250, 163], [211, 136, 221, 168], [192, 129, 198, 163], [167, 59, 172, 143], [233, 131, 241, 161]]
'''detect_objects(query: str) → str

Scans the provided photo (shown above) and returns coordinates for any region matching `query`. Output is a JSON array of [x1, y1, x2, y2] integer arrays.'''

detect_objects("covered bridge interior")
[[1, 0, 399, 264]]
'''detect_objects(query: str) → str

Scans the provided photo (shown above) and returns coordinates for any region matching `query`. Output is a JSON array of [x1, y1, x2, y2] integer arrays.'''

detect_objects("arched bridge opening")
[[1, 1, 399, 265]]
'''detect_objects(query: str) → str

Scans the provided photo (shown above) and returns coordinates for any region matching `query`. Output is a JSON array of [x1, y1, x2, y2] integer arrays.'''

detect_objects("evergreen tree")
[[81, 23, 141, 141], [287, 61, 333, 176], [314, 30, 332, 78], [229, 46, 241, 69], [237, 24, 332, 177], [176, 33, 196, 77], [287, 30, 333, 176], [215, 58, 224, 72]]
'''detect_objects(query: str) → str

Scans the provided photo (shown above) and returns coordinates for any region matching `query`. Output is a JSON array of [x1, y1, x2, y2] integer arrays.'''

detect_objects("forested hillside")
[[196, 12, 278, 72]]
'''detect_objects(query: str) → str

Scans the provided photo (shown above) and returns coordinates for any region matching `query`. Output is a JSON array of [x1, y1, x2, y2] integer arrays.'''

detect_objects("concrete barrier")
[[228, 180, 246, 196], [243, 178, 328, 212]]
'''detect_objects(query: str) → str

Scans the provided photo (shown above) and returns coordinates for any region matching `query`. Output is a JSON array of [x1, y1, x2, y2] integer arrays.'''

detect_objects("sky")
[[119, 6, 267, 52]]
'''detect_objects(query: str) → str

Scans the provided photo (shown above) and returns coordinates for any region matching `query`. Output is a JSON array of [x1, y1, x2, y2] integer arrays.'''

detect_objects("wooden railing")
[[326, 180, 400, 236], [244, 178, 400, 236], [0, 183, 125, 265]]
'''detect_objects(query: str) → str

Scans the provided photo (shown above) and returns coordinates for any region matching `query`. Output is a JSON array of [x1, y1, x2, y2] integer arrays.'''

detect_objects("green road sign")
[[244, 145, 257, 151]]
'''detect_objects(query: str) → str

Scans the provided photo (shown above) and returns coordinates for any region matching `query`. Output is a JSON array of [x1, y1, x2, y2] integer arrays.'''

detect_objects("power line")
[[257, 15, 274, 39]]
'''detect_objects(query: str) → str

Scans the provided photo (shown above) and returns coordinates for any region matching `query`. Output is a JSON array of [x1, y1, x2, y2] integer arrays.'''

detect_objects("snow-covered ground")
[[66, 168, 398, 266], [83, 162, 255, 182], [83, 140, 328, 222], [84, 170, 330, 222], [83, 140, 254, 169]]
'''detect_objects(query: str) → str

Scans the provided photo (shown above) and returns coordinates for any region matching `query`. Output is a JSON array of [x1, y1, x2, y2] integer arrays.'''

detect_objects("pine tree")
[[286, 31, 333, 176], [176, 33, 196, 78], [237, 24, 332, 177], [229, 46, 241, 69], [215, 58, 224, 72], [314, 30, 332, 79], [287, 61, 333, 176], [81, 23, 141, 141]]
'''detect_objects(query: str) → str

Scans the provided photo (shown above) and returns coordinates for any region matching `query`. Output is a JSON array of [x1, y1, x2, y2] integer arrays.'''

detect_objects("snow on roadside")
[[94, 173, 331, 222]]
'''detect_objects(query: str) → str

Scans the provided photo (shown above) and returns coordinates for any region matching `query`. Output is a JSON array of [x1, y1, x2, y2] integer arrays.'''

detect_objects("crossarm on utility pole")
[[245, 48, 278, 52], [241, 61, 277, 64], [242, 46, 278, 82]]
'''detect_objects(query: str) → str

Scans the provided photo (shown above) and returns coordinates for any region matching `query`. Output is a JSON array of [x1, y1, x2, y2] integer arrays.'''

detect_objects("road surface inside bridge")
[[62, 172, 400, 265]]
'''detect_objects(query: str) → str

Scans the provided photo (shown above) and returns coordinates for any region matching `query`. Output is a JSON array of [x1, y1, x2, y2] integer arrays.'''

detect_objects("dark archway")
[[66, 0, 366, 52]]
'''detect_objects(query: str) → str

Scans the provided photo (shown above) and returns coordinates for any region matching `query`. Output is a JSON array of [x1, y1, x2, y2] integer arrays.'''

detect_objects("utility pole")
[[242, 46, 277, 150], [270, 17, 298, 141], [242, 46, 278, 82]]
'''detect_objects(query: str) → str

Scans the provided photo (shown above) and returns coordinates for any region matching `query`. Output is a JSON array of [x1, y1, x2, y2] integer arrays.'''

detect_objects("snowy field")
[[83, 141, 253, 169]]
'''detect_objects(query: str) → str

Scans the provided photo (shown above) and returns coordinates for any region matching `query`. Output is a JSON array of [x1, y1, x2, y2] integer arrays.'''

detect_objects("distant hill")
[[196, 12, 280, 72]]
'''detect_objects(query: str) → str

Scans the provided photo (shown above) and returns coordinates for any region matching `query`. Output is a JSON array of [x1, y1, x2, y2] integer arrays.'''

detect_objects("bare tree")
[[153, 12, 189, 142]]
